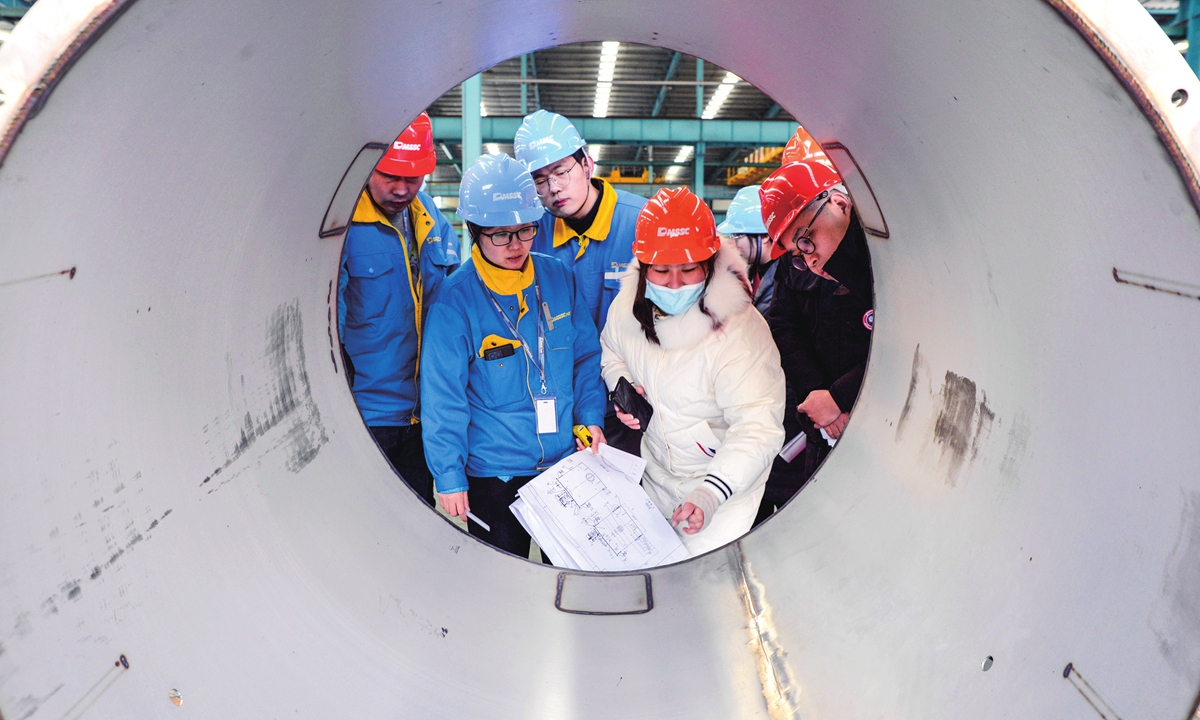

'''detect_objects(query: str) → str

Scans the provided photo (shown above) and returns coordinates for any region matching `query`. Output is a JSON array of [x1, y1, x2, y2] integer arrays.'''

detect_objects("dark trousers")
[[369, 425, 434, 506], [753, 398, 818, 528], [466, 474, 553, 562]]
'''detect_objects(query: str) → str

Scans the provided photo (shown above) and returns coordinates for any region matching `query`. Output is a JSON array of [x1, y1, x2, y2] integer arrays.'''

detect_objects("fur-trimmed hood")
[[617, 237, 753, 351]]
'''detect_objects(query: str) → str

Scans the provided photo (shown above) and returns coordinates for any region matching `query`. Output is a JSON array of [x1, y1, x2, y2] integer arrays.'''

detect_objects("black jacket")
[[768, 213, 874, 413]]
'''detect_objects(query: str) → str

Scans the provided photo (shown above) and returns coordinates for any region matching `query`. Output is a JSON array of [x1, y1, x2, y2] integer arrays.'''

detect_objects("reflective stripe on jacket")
[[531, 179, 646, 332], [337, 190, 459, 425], [600, 239, 786, 555], [421, 252, 607, 494]]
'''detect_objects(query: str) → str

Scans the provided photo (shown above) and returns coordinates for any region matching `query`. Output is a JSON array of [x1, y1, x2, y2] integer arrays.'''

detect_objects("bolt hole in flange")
[[981, 655, 994, 671], [1172, 88, 1188, 107], [169, 688, 182, 706]]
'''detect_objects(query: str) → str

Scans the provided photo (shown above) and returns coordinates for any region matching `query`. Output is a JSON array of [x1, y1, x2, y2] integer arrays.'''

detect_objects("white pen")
[[466, 511, 491, 532]]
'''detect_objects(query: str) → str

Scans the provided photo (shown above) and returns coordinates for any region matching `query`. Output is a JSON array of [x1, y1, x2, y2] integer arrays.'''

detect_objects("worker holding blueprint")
[[599, 187, 786, 555], [420, 154, 608, 558]]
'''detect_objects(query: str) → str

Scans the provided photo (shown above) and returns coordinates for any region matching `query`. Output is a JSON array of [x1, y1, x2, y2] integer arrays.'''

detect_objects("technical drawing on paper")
[[512, 446, 689, 571]]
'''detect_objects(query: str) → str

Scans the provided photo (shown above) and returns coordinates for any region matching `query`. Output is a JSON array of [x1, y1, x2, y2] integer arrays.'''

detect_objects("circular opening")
[[338, 41, 873, 570], [1172, 88, 1189, 106], [982, 656, 994, 671]]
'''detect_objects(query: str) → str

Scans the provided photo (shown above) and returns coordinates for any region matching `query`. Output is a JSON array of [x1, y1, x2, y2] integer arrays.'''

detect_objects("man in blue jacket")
[[338, 112, 459, 505], [514, 110, 646, 455]]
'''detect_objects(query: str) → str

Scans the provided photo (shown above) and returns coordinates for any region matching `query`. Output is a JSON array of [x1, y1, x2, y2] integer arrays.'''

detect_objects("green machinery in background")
[[0, 0, 34, 20], [1144, 0, 1200, 75]]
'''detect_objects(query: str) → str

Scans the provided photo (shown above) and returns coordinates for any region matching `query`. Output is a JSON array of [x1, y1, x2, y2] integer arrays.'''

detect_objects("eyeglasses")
[[480, 224, 538, 246], [787, 193, 829, 255], [532, 158, 581, 194]]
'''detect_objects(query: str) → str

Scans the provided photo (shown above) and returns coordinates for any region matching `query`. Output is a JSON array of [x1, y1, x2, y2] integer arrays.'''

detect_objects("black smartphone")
[[483, 344, 516, 361], [610, 376, 653, 429]]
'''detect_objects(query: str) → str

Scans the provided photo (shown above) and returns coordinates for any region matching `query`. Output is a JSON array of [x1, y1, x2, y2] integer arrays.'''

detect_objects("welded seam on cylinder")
[[734, 543, 801, 720], [1044, 0, 1200, 216], [0, 0, 132, 171], [1063, 663, 1128, 720], [1112, 267, 1200, 301]]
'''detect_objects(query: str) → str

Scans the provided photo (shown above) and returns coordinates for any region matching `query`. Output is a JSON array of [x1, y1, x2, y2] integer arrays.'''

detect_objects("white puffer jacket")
[[600, 239, 786, 555]]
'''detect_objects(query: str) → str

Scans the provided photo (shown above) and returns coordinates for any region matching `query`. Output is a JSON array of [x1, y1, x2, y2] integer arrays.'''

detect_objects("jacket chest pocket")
[[474, 354, 529, 408], [345, 253, 397, 322], [545, 320, 575, 351]]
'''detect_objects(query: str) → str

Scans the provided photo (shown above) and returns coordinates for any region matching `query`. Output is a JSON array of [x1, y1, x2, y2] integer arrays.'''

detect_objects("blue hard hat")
[[513, 109, 587, 172], [457, 153, 546, 227], [716, 185, 769, 235]]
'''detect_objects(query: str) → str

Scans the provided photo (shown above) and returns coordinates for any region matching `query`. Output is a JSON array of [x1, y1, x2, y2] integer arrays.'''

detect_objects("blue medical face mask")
[[644, 280, 705, 315]]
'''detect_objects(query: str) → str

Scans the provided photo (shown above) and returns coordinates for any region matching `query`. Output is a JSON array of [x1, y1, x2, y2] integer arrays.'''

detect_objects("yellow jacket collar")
[[351, 191, 436, 248], [553, 178, 618, 248], [472, 244, 534, 297]]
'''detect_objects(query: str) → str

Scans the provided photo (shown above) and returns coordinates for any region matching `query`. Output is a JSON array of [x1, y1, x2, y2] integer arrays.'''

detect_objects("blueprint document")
[[510, 445, 690, 571]]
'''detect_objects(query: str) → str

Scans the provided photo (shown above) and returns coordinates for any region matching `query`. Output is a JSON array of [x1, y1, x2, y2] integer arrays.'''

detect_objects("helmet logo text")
[[528, 136, 561, 150]]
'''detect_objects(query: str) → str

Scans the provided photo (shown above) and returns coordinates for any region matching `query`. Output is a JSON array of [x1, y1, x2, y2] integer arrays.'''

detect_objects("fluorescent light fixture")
[[665, 146, 695, 182], [701, 72, 740, 120], [486, 143, 500, 155], [480, 100, 488, 117], [589, 145, 602, 160], [593, 41, 620, 118]]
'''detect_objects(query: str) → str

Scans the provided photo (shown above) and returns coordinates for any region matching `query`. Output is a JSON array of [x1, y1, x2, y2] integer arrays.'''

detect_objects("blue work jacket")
[[420, 252, 607, 494], [531, 179, 646, 332], [338, 190, 459, 426]]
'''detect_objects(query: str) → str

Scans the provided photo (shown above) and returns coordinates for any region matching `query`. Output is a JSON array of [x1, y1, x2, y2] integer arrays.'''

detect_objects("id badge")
[[534, 395, 558, 435]]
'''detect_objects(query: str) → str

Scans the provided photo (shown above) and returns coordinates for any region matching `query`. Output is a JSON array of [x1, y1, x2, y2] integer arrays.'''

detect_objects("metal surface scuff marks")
[[893, 348, 1012, 488], [895, 344, 923, 441], [1150, 491, 1200, 679], [932, 371, 994, 485], [201, 299, 328, 492]]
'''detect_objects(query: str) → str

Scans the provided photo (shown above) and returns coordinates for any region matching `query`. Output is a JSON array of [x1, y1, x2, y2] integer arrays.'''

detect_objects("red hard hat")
[[781, 125, 838, 173], [633, 187, 720, 265], [758, 160, 843, 241], [376, 112, 437, 177]]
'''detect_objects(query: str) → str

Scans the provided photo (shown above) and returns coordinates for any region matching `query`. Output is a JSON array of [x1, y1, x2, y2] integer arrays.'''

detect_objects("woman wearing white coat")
[[601, 187, 786, 555]]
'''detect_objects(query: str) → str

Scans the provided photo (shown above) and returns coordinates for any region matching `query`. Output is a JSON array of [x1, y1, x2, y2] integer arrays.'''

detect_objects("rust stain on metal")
[[734, 544, 801, 720]]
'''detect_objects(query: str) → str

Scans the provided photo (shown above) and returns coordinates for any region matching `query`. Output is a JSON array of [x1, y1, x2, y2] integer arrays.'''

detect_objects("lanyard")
[[477, 272, 547, 391]]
